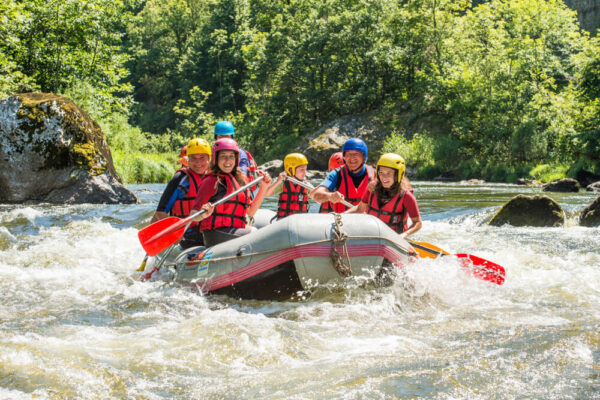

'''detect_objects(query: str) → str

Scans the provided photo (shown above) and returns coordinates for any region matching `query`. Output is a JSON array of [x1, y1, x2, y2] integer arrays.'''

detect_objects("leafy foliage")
[[2, 0, 600, 182]]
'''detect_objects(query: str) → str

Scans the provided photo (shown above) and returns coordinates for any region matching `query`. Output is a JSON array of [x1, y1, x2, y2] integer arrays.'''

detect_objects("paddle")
[[287, 176, 505, 285], [408, 240, 505, 285], [138, 175, 264, 256]]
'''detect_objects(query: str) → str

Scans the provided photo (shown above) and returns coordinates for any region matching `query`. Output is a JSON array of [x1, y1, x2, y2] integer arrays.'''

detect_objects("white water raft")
[[148, 212, 412, 300]]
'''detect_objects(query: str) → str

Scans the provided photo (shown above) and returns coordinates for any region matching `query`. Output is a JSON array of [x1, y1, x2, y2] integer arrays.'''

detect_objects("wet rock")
[[306, 170, 327, 180], [489, 194, 564, 227], [579, 196, 600, 227], [0, 93, 137, 204], [459, 179, 486, 185], [257, 159, 283, 176], [575, 169, 600, 187], [542, 178, 580, 193], [586, 182, 600, 192], [296, 113, 387, 170]]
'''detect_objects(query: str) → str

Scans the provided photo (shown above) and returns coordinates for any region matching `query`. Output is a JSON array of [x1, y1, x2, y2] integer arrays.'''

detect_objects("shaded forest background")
[[1, 0, 599, 183]]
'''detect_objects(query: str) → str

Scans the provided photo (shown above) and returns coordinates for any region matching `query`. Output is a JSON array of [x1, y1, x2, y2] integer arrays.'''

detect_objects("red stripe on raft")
[[200, 243, 407, 293]]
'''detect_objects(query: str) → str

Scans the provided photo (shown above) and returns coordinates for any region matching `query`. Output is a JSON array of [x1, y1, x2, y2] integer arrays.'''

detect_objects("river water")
[[1, 182, 598, 399]]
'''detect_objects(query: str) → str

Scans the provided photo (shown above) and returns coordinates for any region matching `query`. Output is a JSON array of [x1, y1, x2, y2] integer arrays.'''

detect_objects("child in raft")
[[264, 153, 310, 220], [190, 138, 272, 246], [346, 153, 422, 239]]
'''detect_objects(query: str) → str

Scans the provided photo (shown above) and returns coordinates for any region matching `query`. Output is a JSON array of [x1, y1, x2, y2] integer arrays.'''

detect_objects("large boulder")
[[296, 113, 387, 170], [576, 169, 600, 187], [489, 194, 564, 227], [580, 196, 600, 227], [586, 182, 600, 192], [0, 93, 137, 204], [542, 178, 580, 193], [257, 160, 283, 176]]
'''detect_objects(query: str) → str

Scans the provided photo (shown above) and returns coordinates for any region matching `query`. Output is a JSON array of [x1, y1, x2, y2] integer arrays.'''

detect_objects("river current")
[[1, 182, 599, 399]]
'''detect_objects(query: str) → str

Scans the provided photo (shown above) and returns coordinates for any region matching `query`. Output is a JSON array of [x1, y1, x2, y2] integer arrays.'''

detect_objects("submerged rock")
[[459, 179, 486, 185], [579, 196, 600, 227], [542, 178, 580, 193], [0, 93, 137, 204], [489, 194, 564, 227]]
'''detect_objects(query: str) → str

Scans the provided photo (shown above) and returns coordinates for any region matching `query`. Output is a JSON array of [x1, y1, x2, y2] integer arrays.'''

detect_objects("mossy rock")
[[580, 196, 600, 227], [489, 194, 565, 227], [542, 178, 580, 193], [0, 93, 136, 204]]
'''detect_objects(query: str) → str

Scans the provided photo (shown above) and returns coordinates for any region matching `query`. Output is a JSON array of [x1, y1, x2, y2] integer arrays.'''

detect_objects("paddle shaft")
[[286, 176, 354, 208]]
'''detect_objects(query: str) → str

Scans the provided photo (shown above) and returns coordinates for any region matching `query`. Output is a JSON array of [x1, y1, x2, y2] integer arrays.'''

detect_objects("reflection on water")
[[0, 183, 599, 399]]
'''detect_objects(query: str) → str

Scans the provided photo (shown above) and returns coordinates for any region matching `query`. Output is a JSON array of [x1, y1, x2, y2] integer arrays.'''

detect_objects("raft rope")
[[330, 213, 352, 277]]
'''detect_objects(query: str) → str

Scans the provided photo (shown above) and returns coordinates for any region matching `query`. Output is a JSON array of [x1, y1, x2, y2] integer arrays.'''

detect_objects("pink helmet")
[[211, 138, 240, 167]]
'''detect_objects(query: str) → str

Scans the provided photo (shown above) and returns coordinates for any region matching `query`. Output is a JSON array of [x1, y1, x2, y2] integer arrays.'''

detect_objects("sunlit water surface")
[[1, 182, 599, 399]]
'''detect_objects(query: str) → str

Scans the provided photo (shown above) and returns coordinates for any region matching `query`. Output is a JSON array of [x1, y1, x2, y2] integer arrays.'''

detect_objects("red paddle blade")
[[138, 217, 186, 256], [455, 253, 505, 285]]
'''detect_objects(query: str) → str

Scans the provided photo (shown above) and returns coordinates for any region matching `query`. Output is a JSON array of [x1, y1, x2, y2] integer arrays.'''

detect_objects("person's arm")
[[150, 171, 184, 223], [345, 201, 368, 214], [150, 211, 169, 224], [190, 177, 218, 221], [400, 193, 422, 239], [264, 171, 286, 197], [310, 170, 345, 204], [238, 150, 250, 175], [247, 173, 273, 217]]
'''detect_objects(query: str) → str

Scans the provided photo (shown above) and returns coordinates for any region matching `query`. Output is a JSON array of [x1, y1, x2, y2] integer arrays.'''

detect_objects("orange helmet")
[[328, 152, 344, 171], [178, 145, 188, 166]]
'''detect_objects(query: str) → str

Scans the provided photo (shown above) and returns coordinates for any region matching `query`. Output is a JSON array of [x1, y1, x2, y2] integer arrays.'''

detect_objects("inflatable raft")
[[146, 211, 413, 300]]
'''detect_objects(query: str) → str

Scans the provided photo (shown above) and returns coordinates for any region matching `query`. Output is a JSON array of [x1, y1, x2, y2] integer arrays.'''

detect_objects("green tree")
[[126, 0, 209, 133], [428, 0, 588, 167]]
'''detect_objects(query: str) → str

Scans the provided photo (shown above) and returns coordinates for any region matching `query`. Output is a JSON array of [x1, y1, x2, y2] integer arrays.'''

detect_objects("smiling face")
[[343, 150, 364, 172], [188, 153, 210, 174], [217, 150, 237, 174], [377, 166, 396, 189]]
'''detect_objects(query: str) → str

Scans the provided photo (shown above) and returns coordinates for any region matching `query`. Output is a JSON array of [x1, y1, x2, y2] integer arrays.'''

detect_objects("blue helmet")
[[342, 138, 368, 161], [214, 121, 235, 137]]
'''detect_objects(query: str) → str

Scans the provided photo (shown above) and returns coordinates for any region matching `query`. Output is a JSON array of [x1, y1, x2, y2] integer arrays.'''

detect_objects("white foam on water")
[[1, 193, 599, 399]]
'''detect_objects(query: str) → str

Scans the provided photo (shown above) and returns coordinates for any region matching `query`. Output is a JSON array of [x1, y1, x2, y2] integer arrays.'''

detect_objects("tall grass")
[[112, 150, 177, 184]]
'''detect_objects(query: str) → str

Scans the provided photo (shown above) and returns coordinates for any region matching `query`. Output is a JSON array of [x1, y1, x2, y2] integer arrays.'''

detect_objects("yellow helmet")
[[376, 153, 406, 182], [186, 138, 211, 158], [284, 153, 308, 176]]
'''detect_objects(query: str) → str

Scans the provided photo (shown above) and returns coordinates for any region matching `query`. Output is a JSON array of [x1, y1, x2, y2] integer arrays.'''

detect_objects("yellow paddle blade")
[[407, 240, 451, 259]]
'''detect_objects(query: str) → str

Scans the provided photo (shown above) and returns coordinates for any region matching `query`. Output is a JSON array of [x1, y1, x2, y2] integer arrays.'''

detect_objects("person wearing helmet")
[[264, 153, 310, 220], [151, 138, 212, 248], [213, 120, 258, 178], [178, 145, 188, 167], [191, 138, 272, 246], [328, 152, 344, 171], [346, 153, 421, 238], [310, 138, 375, 213]]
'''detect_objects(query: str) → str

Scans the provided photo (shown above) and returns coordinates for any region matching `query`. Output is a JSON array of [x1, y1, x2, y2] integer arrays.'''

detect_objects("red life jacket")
[[319, 165, 375, 213], [366, 190, 408, 233], [276, 179, 309, 218], [200, 173, 250, 231], [170, 168, 205, 226]]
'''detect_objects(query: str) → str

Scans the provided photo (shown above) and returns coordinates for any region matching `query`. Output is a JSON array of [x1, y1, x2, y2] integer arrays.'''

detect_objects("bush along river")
[[1, 182, 599, 399]]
